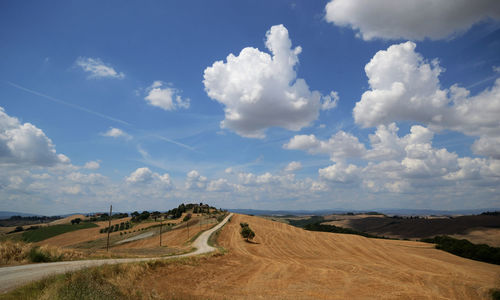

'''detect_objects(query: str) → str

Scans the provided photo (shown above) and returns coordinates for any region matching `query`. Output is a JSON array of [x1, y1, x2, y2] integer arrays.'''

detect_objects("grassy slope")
[[22, 223, 98, 242]]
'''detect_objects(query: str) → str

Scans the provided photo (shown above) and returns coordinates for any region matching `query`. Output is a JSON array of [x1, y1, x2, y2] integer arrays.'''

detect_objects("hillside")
[[323, 214, 500, 241], [135, 214, 500, 299]]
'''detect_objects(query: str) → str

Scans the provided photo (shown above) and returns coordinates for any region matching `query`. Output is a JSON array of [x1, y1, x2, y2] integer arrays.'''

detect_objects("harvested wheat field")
[[136, 214, 500, 299], [451, 227, 500, 248]]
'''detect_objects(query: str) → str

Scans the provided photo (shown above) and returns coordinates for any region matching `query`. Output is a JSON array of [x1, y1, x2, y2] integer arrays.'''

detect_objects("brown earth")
[[136, 214, 500, 299]]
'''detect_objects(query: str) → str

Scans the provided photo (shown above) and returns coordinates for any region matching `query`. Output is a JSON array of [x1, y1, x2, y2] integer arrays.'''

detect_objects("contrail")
[[150, 134, 196, 151], [466, 75, 498, 89], [4, 81, 196, 151], [5, 81, 131, 126]]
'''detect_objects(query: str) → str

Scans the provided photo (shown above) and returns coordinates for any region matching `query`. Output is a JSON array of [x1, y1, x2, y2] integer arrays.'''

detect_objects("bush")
[[240, 223, 247, 229], [183, 213, 192, 222], [28, 246, 55, 262], [240, 223, 255, 241]]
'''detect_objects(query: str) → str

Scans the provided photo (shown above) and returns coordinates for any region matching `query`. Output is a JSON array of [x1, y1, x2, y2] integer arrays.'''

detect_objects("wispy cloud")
[[75, 57, 125, 79]]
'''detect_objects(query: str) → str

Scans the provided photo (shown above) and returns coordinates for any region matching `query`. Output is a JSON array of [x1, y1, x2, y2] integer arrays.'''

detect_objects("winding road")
[[0, 213, 232, 293]]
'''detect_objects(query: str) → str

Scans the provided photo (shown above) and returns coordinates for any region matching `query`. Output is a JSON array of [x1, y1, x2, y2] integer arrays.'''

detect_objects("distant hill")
[[0, 211, 40, 219], [228, 208, 500, 216]]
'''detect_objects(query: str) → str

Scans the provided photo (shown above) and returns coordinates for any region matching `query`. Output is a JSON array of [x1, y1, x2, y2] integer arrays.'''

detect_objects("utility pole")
[[159, 219, 163, 247], [106, 204, 112, 252]]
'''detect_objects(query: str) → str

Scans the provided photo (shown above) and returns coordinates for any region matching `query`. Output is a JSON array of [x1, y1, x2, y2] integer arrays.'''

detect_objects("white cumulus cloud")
[[75, 57, 125, 79], [101, 127, 131, 139], [319, 163, 360, 183], [353, 41, 500, 150], [83, 160, 100, 170], [144, 81, 190, 111], [284, 131, 366, 162], [126, 167, 172, 187], [203, 24, 337, 138], [284, 161, 302, 172], [325, 0, 500, 41], [0, 107, 69, 166], [185, 170, 207, 190]]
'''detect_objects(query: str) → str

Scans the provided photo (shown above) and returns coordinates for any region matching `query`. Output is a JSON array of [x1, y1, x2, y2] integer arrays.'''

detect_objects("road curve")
[[0, 213, 233, 293]]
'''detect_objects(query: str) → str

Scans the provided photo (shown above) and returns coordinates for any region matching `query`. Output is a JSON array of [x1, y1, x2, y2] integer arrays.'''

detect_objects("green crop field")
[[22, 223, 98, 243]]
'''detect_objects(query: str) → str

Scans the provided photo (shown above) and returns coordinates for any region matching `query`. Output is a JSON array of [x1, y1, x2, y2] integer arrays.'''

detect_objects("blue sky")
[[1, 0, 499, 215]]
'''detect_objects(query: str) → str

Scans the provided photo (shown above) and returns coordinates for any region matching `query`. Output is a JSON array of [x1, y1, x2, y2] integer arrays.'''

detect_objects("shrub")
[[240, 226, 255, 241], [29, 246, 56, 262], [240, 222, 249, 228], [183, 213, 192, 222]]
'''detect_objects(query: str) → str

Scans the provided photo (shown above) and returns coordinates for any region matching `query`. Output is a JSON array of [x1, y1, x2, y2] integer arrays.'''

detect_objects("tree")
[[240, 226, 255, 241]]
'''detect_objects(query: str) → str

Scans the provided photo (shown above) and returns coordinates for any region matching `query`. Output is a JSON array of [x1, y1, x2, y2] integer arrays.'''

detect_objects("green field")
[[22, 223, 98, 243]]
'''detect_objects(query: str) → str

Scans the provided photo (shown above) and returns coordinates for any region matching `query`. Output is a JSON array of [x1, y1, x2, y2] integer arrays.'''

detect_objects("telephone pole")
[[159, 219, 163, 247], [106, 204, 112, 252]]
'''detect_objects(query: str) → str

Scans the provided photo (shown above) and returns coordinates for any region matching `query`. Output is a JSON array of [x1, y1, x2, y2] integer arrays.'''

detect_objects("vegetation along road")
[[0, 213, 233, 293]]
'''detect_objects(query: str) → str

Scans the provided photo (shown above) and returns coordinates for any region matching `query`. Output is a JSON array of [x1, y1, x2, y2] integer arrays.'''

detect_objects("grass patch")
[[22, 223, 98, 243], [421, 235, 500, 265]]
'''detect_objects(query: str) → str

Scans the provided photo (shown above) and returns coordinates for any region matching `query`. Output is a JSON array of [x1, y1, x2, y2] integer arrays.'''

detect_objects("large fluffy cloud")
[[325, 0, 500, 41], [0, 107, 69, 166], [353, 42, 448, 128], [353, 41, 500, 160], [203, 24, 336, 138]]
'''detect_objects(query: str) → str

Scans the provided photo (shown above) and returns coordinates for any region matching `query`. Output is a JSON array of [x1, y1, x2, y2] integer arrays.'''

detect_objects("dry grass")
[[0, 240, 85, 265]]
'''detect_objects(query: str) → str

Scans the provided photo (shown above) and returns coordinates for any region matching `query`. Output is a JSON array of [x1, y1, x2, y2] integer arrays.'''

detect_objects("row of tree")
[[100, 221, 131, 234]]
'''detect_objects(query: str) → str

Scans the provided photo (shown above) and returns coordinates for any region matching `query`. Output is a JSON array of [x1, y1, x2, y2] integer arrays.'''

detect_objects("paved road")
[[0, 213, 233, 293]]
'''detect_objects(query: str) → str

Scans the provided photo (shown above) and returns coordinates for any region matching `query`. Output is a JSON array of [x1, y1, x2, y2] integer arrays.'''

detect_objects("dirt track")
[[139, 214, 500, 299], [0, 213, 232, 293]]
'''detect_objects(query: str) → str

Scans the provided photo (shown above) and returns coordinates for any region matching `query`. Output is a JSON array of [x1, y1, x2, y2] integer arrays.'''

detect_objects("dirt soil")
[[137, 214, 500, 300]]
